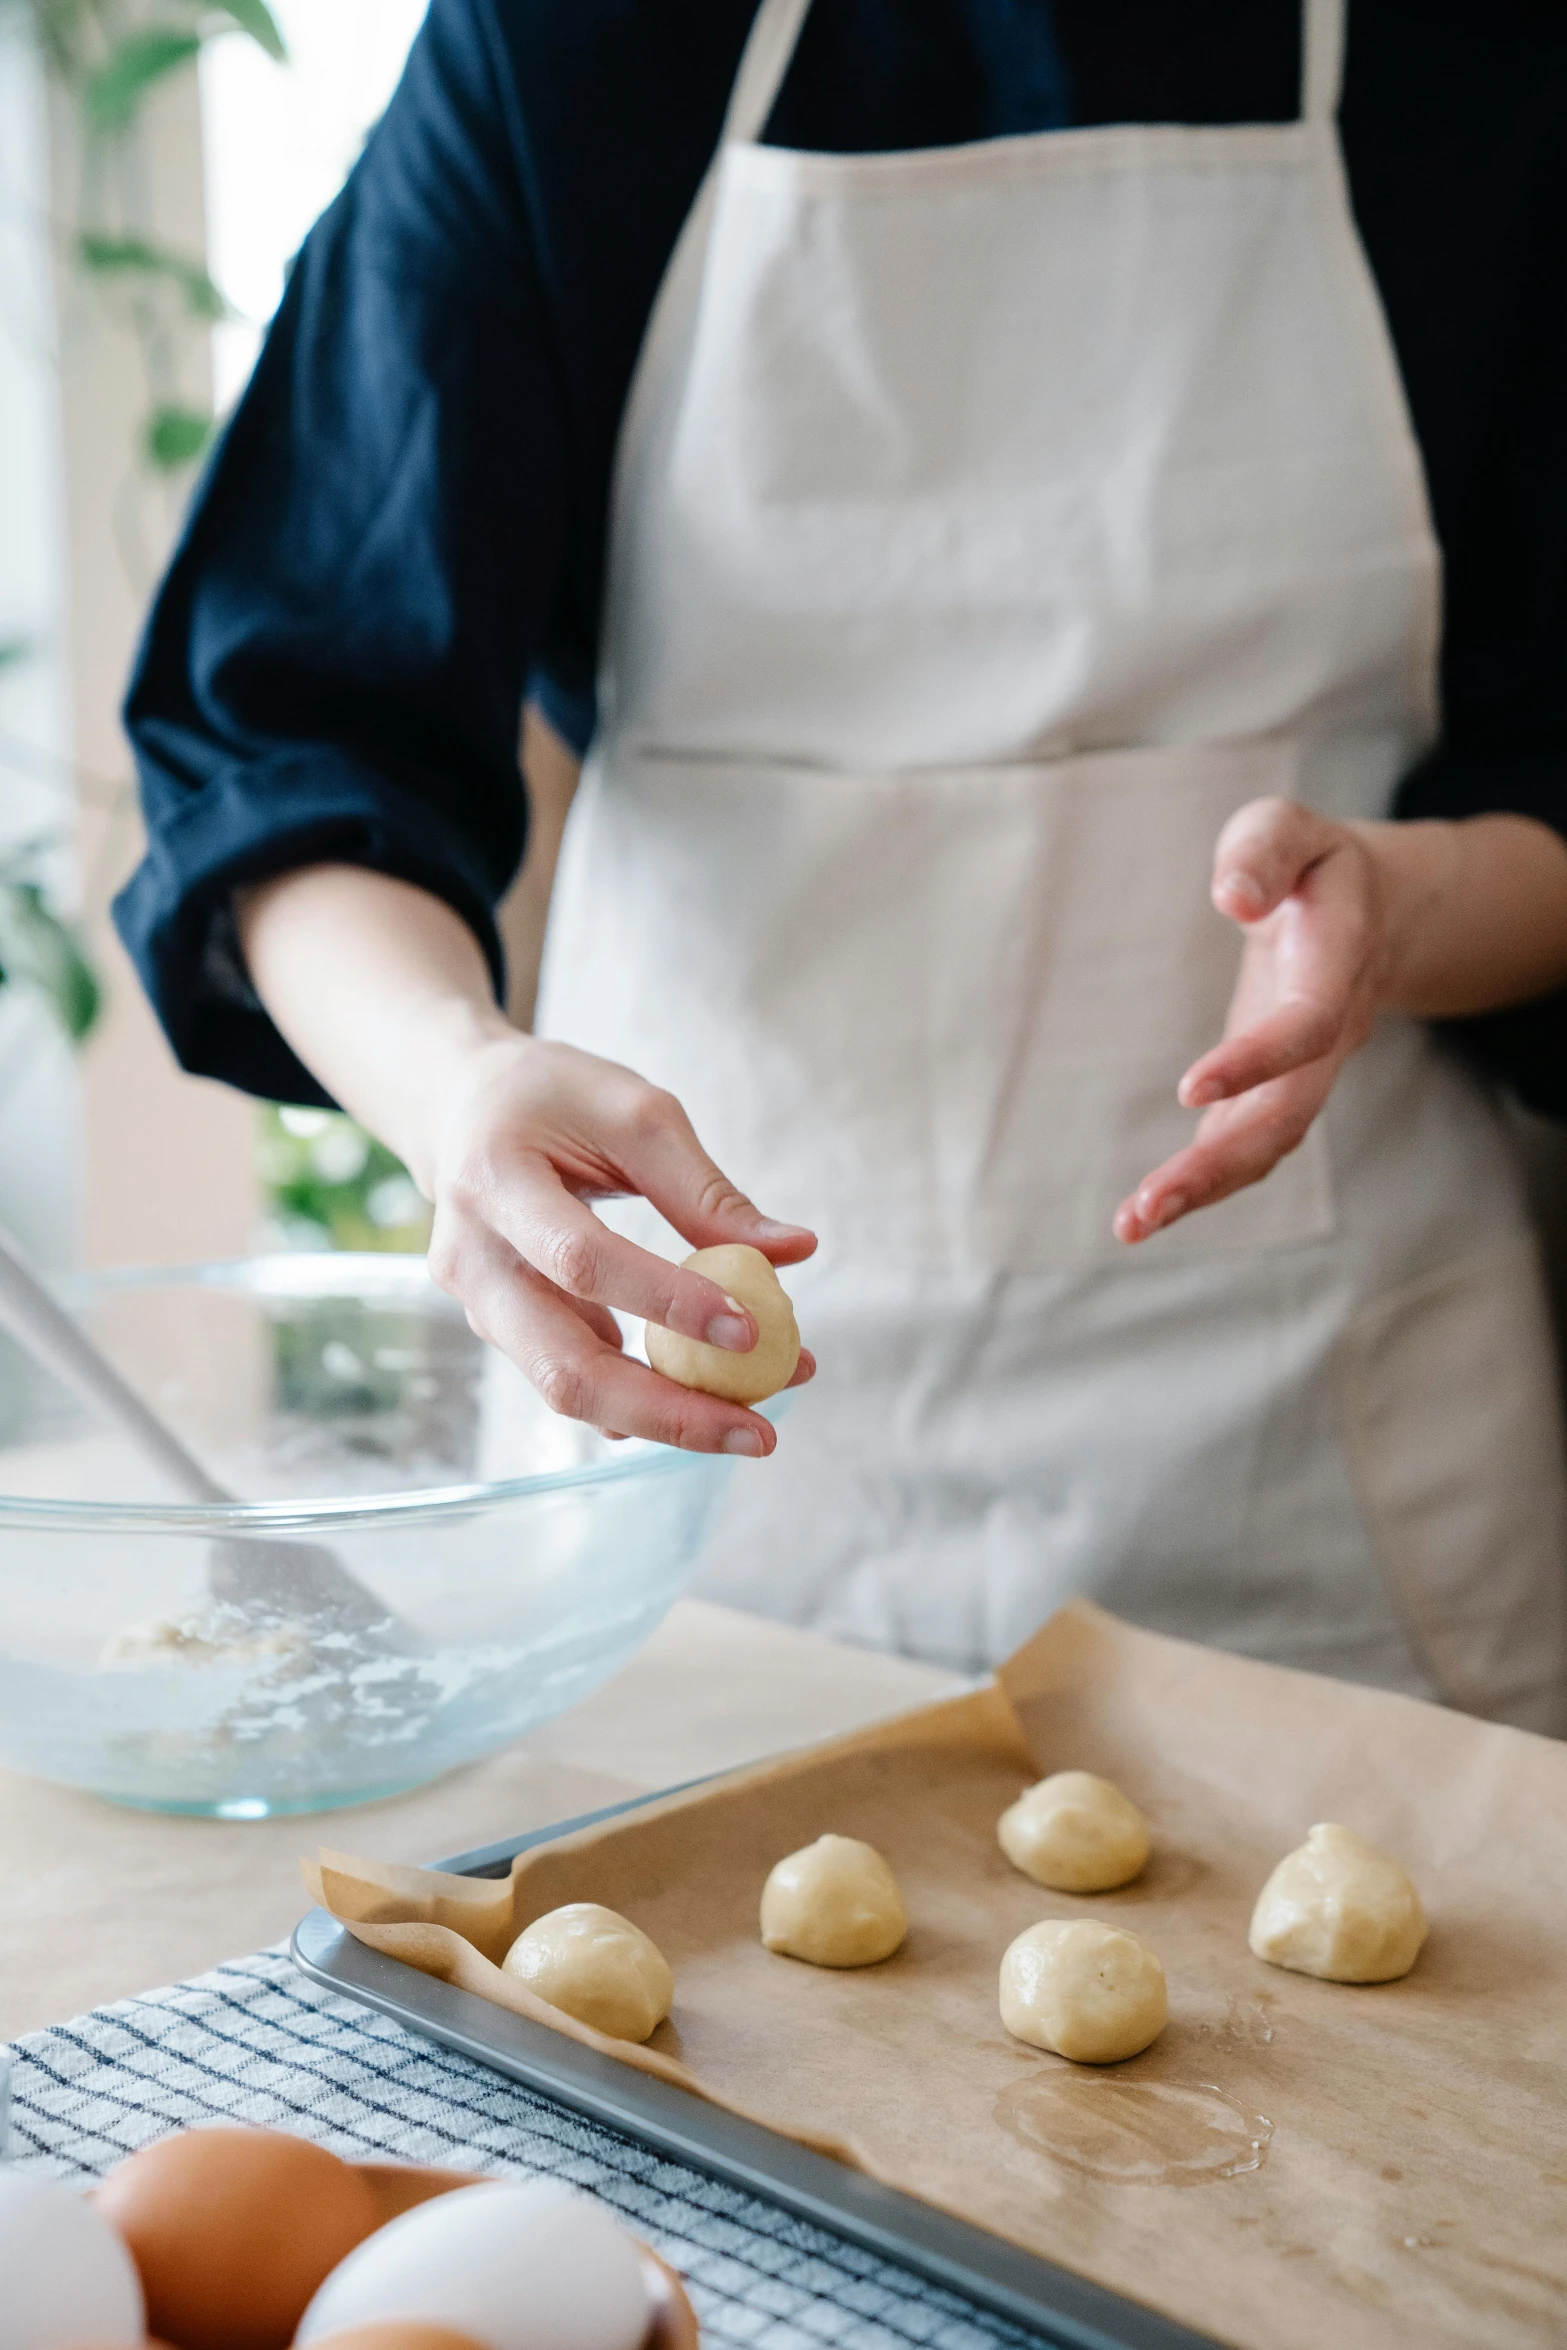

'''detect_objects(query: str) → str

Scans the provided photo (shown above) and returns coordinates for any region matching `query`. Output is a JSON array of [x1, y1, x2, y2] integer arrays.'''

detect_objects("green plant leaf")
[[0, 880, 101, 1044], [85, 28, 201, 132], [206, 0, 286, 62], [78, 232, 229, 320], [145, 402, 213, 470]]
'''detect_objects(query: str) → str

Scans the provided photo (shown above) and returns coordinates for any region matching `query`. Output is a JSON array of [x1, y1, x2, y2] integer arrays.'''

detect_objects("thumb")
[[1211, 797, 1338, 925]]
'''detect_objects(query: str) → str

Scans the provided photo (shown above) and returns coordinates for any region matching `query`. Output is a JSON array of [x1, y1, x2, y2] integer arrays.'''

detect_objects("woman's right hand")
[[423, 1029, 817, 1455], [238, 865, 816, 1456]]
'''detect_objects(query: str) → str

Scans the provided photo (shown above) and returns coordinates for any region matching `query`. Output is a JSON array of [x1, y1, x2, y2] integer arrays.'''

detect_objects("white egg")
[[296, 2179, 651, 2350], [0, 2170, 145, 2350]]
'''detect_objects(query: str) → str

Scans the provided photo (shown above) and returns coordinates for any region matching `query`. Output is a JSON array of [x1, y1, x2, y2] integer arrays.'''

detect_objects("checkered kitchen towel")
[[7, 1949, 1049, 2350]]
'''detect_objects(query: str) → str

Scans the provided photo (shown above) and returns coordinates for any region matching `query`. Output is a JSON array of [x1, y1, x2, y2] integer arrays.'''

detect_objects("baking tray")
[[292, 1787, 1220, 2350]]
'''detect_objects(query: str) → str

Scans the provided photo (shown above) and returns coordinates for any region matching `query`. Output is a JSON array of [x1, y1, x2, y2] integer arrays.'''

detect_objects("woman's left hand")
[[1114, 797, 1388, 1244]]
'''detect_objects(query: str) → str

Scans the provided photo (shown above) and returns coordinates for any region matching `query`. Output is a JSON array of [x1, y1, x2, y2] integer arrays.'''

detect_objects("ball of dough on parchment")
[[760, 1835, 907, 1967], [1248, 1822, 1427, 1984], [999, 1919, 1168, 2064], [645, 1245, 800, 1405], [502, 1903, 674, 2041], [997, 1771, 1151, 1893]]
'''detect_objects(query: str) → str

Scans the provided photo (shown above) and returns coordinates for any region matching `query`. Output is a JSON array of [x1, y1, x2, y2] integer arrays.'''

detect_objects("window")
[[200, 0, 429, 409]]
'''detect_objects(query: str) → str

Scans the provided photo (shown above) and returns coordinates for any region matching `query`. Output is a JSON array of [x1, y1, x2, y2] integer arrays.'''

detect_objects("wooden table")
[[0, 1602, 952, 2039]]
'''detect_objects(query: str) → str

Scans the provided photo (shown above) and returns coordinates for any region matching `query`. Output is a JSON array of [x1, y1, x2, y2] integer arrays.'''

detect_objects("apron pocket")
[[542, 735, 1337, 1273]]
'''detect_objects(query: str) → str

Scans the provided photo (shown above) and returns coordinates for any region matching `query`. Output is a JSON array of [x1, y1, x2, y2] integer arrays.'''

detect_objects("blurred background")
[[0, 0, 431, 1277]]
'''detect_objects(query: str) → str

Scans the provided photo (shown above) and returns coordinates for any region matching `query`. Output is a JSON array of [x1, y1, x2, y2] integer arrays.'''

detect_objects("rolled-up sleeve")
[[116, 0, 566, 1105]]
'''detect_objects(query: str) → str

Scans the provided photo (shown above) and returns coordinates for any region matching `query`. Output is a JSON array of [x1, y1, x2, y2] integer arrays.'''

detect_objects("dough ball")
[[760, 1834, 907, 1967], [997, 1771, 1150, 1892], [502, 1903, 673, 2041], [999, 1919, 1168, 2064], [645, 1245, 800, 1405], [1248, 1822, 1426, 1983]]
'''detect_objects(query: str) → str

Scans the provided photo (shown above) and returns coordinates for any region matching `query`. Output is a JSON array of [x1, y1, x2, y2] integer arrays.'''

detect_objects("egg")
[[0, 2168, 144, 2350], [296, 2181, 651, 2350], [93, 2125, 383, 2350]]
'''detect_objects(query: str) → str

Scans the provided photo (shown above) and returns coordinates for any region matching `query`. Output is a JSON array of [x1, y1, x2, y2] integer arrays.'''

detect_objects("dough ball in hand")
[[1248, 1822, 1426, 1983], [999, 1919, 1167, 2064], [760, 1834, 907, 1967], [646, 1245, 800, 1404], [998, 1771, 1150, 1892], [502, 1902, 674, 2040]]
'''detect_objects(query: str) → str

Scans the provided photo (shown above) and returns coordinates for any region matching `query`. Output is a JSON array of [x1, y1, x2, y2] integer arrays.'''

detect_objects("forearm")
[[237, 865, 513, 1188], [1357, 813, 1567, 1020]]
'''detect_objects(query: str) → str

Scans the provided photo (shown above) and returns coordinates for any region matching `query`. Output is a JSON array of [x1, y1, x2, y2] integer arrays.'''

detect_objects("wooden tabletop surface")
[[0, 1601, 953, 2040]]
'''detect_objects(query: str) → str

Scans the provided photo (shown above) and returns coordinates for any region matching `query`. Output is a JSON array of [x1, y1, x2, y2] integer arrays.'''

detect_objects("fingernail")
[[723, 1427, 767, 1457], [751, 1217, 811, 1239], [1156, 1192, 1188, 1228], [1220, 871, 1267, 913], [1182, 1077, 1220, 1107], [707, 1306, 754, 1352]]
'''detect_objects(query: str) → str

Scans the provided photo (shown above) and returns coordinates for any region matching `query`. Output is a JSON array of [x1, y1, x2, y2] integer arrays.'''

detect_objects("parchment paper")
[[309, 1602, 1567, 2350]]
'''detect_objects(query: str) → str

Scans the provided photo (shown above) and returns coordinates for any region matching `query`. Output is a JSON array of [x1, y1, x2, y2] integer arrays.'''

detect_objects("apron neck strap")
[[722, 0, 815, 147], [727, 0, 1344, 146], [1302, 0, 1346, 125]]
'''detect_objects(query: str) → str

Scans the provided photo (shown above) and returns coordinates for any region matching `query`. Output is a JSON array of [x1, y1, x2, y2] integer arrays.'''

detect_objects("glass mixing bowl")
[[0, 1254, 745, 1816]]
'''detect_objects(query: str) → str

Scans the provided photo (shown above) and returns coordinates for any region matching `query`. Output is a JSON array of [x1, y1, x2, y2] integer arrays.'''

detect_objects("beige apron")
[[535, 0, 1567, 1730]]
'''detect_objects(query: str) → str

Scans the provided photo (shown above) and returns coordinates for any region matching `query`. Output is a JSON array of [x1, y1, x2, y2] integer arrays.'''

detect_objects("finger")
[[479, 1248, 779, 1455], [486, 1153, 765, 1353], [431, 1205, 775, 1451], [564, 1293, 625, 1351], [433, 1202, 626, 1350], [1210, 797, 1339, 924], [608, 1346, 813, 1440], [1115, 1066, 1335, 1241], [1178, 998, 1344, 1107], [612, 1088, 818, 1267], [1183, 861, 1375, 1109]]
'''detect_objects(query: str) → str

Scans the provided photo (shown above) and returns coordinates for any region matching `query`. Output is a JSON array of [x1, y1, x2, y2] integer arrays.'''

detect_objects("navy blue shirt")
[[118, 0, 1567, 1113]]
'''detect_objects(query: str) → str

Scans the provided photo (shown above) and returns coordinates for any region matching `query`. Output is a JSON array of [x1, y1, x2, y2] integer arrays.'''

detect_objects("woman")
[[120, 0, 1567, 1723]]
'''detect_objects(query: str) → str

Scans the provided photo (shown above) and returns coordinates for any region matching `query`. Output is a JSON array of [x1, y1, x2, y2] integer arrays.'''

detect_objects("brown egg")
[[94, 2126, 383, 2350], [309, 2333, 488, 2350]]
